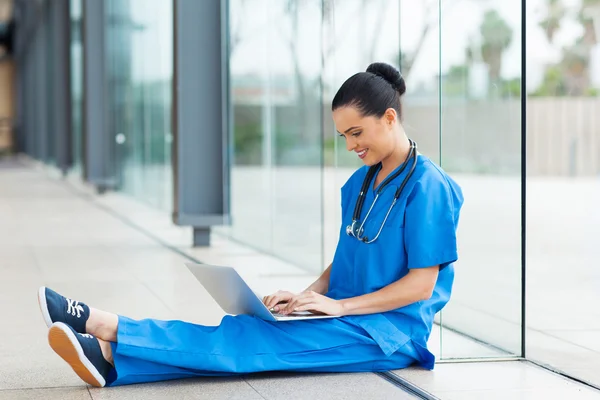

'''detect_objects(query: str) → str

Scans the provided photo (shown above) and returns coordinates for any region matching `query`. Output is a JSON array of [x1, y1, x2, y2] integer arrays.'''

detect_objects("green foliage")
[[533, 0, 600, 96], [539, 0, 565, 42], [480, 10, 513, 50], [441, 64, 469, 97], [501, 78, 522, 98], [233, 121, 263, 165], [531, 65, 566, 96], [479, 9, 513, 82]]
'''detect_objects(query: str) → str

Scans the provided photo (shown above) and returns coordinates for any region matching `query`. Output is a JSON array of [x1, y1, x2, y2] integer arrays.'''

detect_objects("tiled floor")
[[2, 156, 599, 400], [394, 362, 600, 400], [0, 158, 414, 399]]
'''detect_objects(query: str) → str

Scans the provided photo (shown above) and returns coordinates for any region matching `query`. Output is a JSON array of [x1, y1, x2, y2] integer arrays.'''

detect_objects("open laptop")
[[185, 262, 339, 322]]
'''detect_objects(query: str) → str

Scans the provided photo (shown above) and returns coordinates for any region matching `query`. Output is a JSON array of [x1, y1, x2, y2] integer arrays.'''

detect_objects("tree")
[[534, 0, 600, 96], [479, 9, 513, 83], [539, 0, 565, 43]]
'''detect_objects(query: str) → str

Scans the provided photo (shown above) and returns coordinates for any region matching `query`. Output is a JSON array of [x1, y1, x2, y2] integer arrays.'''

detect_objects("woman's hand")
[[280, 291, 345, 316], [262, 290, 295, 312]]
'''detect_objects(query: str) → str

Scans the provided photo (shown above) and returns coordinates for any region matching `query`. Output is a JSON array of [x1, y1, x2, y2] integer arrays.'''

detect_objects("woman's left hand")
[[279, 291, 346, 316]]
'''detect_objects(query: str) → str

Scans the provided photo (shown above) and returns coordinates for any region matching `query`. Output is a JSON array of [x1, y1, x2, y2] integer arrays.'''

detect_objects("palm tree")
[[539, 0, 565, 43], [479, 9, 513, 83]]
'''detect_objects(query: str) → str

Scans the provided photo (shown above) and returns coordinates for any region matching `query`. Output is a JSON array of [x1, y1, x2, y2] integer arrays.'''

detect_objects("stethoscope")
[[346, 139, 418, 244]]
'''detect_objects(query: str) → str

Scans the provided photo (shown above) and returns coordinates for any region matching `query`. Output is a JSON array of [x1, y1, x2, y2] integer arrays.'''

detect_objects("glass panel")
[[224, 0, 324, 273], [323, 0, 404, 268], [323, 0, 466, 360], [105, 0, 173, 211], [70, 0, 84, 176], [224, 0, 274, 259], [527, 0, 600, 387], [396, 0, 443, 357], [439, 0, 523, 358], [45, 6, 55, 165]]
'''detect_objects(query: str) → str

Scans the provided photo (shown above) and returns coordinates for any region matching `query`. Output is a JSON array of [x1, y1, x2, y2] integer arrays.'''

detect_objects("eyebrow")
[[340, 126, 361, 134]]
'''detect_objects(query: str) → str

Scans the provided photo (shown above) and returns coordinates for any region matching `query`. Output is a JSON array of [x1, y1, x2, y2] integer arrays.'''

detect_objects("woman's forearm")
[[304, 263, 332, 295], [340, 266, 439, 316]]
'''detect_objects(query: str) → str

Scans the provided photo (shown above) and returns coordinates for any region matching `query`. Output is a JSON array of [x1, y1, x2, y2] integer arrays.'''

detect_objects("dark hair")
[[332, 62, 406, 119]]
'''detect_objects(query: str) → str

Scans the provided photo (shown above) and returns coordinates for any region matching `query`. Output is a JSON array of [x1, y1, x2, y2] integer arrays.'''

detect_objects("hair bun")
[[366, 62, 406, 95]]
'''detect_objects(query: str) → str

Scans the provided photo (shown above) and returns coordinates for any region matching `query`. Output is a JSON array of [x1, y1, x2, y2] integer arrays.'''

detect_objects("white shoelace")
[[66, 298, 85, 318]]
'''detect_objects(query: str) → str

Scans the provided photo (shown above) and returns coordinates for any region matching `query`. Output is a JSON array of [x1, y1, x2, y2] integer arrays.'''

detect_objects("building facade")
[[4, 0, 600, 390]]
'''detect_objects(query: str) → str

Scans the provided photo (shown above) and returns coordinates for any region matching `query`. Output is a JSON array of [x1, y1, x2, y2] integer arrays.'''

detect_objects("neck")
[[380, 132, 411, 173]]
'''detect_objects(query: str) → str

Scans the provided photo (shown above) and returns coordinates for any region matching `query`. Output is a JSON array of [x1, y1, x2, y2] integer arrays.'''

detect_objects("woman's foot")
[[48, 322, 114, 388], [38, 287, 90, 333]]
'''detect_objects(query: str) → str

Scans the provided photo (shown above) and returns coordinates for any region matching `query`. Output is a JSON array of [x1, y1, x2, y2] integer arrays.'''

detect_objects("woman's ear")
[[384, 108, 397, 127]]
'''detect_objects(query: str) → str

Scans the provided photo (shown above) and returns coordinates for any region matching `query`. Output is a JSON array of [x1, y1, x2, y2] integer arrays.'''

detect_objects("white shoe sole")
[[38, 286, 53, 329], [48, 322, 106, 388]]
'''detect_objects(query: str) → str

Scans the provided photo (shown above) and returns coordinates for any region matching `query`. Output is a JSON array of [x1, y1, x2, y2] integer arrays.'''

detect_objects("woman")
[[38, 62, 463, 388]]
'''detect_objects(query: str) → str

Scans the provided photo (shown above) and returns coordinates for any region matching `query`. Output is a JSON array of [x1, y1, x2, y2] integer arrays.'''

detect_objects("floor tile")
[[245, 372, 415, 400], [0, 387, 92, 400], [543, 330, 600, 353], [393, 361, 600, 398], [89, 378, 263, 400], [435, 387, 600, 400], [0, 350, 86, 389]]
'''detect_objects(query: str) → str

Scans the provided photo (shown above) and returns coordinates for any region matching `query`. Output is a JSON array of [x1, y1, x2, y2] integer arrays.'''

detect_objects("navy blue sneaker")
[[38, 287, 90, 333], [48, 322, 113, 388]]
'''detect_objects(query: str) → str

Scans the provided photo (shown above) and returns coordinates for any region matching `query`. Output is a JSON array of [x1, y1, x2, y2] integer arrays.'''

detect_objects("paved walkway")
[[1, 156, 599, 400]]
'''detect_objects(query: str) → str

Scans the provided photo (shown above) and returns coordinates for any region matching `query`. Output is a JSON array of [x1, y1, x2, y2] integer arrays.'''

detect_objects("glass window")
[[70, 0, 84, 176], [224, 0, 527, 363], [527, 0, 600, 387], [322, 0, 403, 266], [438, 0, 523, 359], [223, 0, 324, 273], [105, 0, 174, 211]]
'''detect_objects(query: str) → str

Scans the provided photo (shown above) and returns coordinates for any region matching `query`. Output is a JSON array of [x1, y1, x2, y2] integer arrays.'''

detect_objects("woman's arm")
[[340, 266, 439, 315], [281, 265, 439, 316], [303, 263, 332, 295], [263, 263, 332, 311]]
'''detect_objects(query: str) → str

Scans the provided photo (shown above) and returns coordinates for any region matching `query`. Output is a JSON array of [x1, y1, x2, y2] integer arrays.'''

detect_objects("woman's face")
[[332, 106, 397, 167]]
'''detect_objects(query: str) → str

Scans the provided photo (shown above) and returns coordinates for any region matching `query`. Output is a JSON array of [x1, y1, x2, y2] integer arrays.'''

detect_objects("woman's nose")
[[346, 138, 356, 152]]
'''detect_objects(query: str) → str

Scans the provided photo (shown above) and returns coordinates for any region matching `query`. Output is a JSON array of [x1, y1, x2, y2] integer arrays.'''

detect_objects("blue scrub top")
[[326, 154, 464, 368]]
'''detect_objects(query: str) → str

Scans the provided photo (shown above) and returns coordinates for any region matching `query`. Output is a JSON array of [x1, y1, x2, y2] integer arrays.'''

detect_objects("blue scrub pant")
[[106, 314, 418, 386]]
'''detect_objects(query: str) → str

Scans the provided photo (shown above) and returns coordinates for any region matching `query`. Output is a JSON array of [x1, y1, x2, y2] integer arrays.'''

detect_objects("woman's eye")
[[352, 131, 362, 137]]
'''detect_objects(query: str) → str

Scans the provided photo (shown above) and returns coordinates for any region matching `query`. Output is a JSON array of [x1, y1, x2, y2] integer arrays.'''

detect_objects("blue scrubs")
[[106, 154, 463, 386]]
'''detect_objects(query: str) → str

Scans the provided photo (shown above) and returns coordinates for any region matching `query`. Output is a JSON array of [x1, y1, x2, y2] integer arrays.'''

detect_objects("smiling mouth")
[[356, 149, 368, 159]]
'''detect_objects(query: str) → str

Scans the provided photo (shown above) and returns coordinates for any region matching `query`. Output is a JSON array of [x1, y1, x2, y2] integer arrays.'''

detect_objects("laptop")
[[185, 262, 339, 322]]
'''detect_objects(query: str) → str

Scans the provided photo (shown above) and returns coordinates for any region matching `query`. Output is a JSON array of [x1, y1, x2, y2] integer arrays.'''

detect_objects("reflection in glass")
[[527, 0, 600, 387], [70, 0, 83, 176], [223, 0, 324, 273], [105, 0, 173, 211], [438, 0, 523, 359], [322, 0, 403, 271]]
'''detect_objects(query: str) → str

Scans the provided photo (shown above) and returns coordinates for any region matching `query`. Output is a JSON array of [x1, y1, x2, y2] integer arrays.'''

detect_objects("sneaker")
[[48, 322, 113, 388], [38, 287, 90, 333]]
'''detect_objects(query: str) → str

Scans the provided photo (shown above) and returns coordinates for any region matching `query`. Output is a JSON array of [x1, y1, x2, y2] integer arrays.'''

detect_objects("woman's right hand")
[[262, 290, 296, 312]]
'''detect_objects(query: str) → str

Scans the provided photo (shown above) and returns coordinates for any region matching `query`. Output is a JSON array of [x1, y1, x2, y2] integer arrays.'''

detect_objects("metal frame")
[[82, 0, 113, 192], [172, 0, 230, 246], [51, 0, 72, 174], [520, 0, 527, 360]]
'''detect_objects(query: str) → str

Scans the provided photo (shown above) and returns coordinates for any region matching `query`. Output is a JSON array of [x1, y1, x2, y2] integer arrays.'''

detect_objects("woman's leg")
[[98, 338, 114, 366], [105, 314, 417, 387], [41, 288, 418, 387], [86, 308, 119, 342]]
